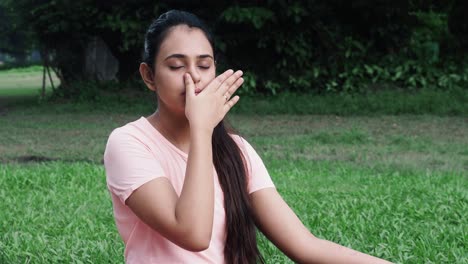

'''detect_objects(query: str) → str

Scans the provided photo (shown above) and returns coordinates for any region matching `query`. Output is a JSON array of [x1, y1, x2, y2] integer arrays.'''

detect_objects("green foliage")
[[48, 78, 151, 105], [317, 59, 468, 93], [236, 71, 257, 96], [221, 6, 275, 29], [0, 1, 35, 63], [96, 4, 163, 52], [3, 1, 467, 96], [215, 1, 466, 95]]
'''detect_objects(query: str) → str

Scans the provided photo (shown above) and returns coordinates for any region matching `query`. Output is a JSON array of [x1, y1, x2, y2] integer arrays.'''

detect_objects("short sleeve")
[[104, 128, 166, 204], [235, 136, 275, 194]]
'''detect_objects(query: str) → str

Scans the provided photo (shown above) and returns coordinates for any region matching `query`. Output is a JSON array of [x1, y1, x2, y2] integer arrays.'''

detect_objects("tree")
[[448, 0, 468, 51], [0, 2, 34, 64], [3, 0, 463, 96]]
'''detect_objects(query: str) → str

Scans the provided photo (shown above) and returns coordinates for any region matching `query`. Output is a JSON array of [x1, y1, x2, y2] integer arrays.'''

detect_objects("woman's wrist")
[[189, 124, 214, 137]]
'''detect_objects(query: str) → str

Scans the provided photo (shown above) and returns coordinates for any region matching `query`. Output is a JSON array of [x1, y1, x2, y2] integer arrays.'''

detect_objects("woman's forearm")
[[175, 128, 214, 246], [303, 237, 393, 264]]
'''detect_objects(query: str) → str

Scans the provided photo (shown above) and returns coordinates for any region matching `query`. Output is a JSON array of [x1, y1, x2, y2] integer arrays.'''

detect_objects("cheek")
[[209, 69, 216, 79], [155, 71, 183, 90]]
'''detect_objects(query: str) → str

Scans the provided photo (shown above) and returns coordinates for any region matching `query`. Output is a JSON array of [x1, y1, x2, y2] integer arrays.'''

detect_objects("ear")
[[139, 63, 157, 91]]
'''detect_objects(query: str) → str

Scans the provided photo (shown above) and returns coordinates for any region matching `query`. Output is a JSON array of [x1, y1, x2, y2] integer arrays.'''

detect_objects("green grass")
[[0, 67, 467, 263], [0, 159, 466, 263], [0, 65, 45, 74], [0, 163, 121, 263], [0, 110, 466, 263], [0, 65, 58, 92], [0, 65, 58, 107]]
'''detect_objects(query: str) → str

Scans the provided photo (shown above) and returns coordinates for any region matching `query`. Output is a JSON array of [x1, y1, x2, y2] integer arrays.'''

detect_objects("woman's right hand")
[[184, 69, 243, 133]]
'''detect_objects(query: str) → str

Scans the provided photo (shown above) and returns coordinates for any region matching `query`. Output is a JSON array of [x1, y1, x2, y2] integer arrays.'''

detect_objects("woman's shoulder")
[[106, 117, 151, 146], [228, 133, 257, 155], [109, 116, 149, 136], [104, 117, 160, 165], [229, 133, 246, 147]]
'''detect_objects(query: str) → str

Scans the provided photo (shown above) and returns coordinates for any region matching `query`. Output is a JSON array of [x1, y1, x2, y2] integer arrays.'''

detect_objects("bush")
[[4, 1, 466, 97]]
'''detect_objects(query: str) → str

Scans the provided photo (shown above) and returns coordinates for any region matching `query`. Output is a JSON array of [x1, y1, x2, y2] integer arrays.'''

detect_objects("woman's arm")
[[125, 129, 214, 252], [250, 188, 393, 264], [125, 70, 243, 251]]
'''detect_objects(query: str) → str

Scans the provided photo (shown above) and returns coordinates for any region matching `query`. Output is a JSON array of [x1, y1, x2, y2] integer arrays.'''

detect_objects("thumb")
[[184, 73, 195, 96]]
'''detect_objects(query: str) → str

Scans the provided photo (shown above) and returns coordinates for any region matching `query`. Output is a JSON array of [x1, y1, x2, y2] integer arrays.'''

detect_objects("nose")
[[187, 65, 201, 85]]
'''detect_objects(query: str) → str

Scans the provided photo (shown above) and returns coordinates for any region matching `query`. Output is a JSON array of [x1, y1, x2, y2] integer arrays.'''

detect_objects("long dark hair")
[[143, 10, 265, 264]]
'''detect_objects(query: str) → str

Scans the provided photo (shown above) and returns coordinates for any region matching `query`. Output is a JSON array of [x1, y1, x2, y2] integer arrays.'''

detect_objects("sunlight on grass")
[[0, 65, 59, 96]]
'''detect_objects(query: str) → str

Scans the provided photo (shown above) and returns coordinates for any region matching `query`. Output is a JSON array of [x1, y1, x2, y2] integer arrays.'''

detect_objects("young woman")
[[104, 10, 393, 264]]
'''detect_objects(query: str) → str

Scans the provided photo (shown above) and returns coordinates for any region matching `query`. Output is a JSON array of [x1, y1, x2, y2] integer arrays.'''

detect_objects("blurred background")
[[0, 1, 467, 263], [1, 0, 468, 99]]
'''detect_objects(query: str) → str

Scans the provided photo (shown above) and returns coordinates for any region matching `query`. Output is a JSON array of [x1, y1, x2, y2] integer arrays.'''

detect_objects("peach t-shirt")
[[103, 117, 275, 263]]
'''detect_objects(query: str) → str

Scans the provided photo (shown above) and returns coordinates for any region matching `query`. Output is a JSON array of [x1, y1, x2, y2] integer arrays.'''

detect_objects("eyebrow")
[[164, 54, 214, 61]]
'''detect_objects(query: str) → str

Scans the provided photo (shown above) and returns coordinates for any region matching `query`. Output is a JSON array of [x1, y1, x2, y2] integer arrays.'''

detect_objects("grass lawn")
[[0, 66, 59, 91], [0, 67, 467, 263], [0, 65, 58, 110]]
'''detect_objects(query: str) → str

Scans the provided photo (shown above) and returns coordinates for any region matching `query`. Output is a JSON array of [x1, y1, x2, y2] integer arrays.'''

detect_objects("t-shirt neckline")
[[139, 116, 189, 158]]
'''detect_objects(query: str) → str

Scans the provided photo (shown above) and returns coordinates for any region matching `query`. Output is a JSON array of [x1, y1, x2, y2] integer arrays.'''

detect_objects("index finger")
[[184, 73, 195, 96]]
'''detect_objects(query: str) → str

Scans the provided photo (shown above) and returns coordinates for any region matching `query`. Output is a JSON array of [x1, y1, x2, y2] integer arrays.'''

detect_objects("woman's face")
[[153, 24, 216, 115]]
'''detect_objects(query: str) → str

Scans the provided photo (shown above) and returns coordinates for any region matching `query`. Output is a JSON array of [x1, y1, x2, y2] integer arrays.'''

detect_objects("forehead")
[[157, 25, 213, 60]]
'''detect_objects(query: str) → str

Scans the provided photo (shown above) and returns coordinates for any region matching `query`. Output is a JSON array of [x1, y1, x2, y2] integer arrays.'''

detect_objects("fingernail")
[[238, 70, 243, 75]]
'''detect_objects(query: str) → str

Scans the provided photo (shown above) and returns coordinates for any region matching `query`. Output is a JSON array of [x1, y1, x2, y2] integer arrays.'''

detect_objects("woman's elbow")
[[177, 229, 212, 252], [183, 236, 211, 252], [185, 243, 210, 252]]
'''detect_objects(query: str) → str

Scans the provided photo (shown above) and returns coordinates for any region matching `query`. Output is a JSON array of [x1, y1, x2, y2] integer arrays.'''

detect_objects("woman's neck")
[[148, 106, 191, 152]]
